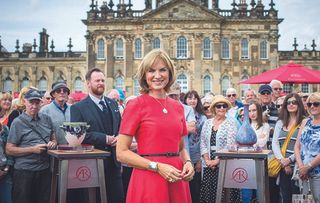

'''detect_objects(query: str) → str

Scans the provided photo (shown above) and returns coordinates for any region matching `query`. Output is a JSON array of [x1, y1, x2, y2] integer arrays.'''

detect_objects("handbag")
[[268, 124, 299, 177]]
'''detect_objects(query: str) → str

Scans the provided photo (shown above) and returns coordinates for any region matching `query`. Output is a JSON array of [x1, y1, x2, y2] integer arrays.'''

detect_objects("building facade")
[[0, 0, 319, 96]]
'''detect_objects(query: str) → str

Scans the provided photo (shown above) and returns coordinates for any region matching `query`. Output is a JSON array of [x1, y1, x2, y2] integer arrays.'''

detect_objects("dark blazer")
[[70, 95, 121, 165]]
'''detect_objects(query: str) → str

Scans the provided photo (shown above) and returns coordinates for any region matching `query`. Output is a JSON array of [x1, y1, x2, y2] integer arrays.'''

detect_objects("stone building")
[[0, 0, 319, 96]]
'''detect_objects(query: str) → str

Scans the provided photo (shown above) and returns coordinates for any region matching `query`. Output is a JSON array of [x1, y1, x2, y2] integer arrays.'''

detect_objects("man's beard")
[[91, 86, 105, 96]]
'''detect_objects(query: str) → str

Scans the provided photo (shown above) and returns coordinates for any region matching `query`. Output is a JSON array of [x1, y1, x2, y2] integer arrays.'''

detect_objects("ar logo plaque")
[[232, 167, 248, 183], [76, 166, 91, 181]]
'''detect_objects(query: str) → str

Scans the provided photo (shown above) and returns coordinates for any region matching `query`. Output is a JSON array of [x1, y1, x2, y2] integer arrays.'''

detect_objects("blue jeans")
[[0, 174, 13, 203]]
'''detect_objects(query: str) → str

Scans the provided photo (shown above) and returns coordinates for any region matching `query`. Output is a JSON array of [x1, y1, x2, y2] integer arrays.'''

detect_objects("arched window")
[[221, 76, 230, 96], [38, 77, 47, 92], [74, 77, 83, 91], [176, 36, 187, 59], [283, 84, 291, 93], [115, 38, 124, 59], [203, 37, 212, 59], [3, 77, 13, 92], [97, 39, 105, 59], [240, 75, 250, 97], [21, 77, 30, 89], [134, 38, 142, 59], [221, 38, 230, 59], [115, 76, 124, 90], [260, 40, 268, 59], [241, 39, 249, 59], [177, 74, 188, 93], [301, 84, 310, 93], [203, 75, 212, 95], [133, 79, 140, 96], [152, 37, 161, 49]]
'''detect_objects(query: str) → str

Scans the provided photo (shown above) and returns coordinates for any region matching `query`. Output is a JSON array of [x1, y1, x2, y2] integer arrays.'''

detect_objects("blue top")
[[300, 117, 320, 176]]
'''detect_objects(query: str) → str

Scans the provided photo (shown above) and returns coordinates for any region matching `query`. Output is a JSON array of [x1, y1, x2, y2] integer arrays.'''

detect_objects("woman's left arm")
[[179, 137, 195, 181]]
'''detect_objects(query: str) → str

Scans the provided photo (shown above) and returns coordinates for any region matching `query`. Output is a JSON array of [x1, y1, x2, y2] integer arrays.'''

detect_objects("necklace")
[[152, 96, 168, 114]]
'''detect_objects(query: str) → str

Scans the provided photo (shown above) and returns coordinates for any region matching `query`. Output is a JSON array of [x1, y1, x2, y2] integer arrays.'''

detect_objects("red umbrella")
[[240, 61, 320, 84], [69, 91, 88, 102]]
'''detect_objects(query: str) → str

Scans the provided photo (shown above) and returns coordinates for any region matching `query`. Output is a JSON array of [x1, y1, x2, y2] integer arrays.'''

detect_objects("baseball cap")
[[258, 84, 272, 94], [25, 89, 42, 101]]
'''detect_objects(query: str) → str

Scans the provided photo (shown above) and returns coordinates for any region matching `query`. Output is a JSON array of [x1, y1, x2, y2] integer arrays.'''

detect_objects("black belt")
[[140, 152, 180, 157]]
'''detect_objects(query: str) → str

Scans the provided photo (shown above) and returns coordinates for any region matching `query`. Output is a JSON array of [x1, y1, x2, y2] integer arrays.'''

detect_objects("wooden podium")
[[48, 149, 110, 203], [213, 150, 271, 203]]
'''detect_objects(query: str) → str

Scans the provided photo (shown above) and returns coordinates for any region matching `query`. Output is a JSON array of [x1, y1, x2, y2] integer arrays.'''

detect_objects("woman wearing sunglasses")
[[295, 92, 320, 202], [200, 95, 239, 203], [272, 93, 306, 203]]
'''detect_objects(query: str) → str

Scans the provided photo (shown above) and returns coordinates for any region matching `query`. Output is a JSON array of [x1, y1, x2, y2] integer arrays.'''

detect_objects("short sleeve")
[[7, 119, 21, 145], [119, 97, 142, 137]]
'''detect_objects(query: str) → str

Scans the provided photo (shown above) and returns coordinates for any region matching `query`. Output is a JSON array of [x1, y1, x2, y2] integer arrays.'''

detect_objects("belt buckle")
[[166, 152, 172, 157]]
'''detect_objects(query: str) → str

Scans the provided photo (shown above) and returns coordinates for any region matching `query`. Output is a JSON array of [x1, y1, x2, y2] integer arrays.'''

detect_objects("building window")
[[21, 77, 29, 89], [283, 84, 291, 93], [301, 84, 310, 93], [240, 75, 250, 97], [115, 76, 124, 90], [115, 38, 124, 59], [203, 37, 212, 59], [134, 38, 142, 59], [241, 39, 249, 59], [38, 77, 47, 92], [177, 74, 188, 93], [203, 75, 212, 95], [221, 38, 230, 59], [97, 39, 105, 59], [74, 77, 83, 91], [133, 79, 140, 96], [260, 40, 268, 59], [221, 76, 230, 96], [3, 77, 13, 92], [152, 37, 161, 49], [176, 36, 187, 59]]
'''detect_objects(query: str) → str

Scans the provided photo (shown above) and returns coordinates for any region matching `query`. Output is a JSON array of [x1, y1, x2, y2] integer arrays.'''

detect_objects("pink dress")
[[119, 94, 192, 203]]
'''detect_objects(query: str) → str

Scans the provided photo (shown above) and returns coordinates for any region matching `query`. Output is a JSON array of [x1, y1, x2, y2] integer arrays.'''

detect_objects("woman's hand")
[[195, 161, 201, 173], [206, 159, 219, 170], [157, 163, 182, 183], [298, 164, 311, 180], [182, 161, 195, 181], [284, 165, 292, 175], [281, 158, 291, 168]]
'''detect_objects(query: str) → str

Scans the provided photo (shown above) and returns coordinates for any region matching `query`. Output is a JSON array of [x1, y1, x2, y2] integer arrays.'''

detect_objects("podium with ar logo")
[[213, 150, 271, 203], [48, 149, 110, 203]]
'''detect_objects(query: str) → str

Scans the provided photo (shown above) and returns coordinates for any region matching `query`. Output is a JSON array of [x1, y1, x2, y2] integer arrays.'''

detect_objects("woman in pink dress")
[[117, 49, 194, 203]]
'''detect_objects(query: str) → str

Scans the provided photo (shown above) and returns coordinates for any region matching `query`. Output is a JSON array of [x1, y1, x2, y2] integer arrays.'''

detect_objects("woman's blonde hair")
[[12, 86, 31, 110], [136, 49, 175, 93]]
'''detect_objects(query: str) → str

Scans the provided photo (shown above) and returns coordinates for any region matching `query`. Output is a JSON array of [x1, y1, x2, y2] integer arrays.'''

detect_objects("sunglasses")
[[260, 91, 271, 95], [276, 104, 282, 109], [286, 100, 298, 106], [307, 102, 320, 108], [273, 88, 283, 91], [55, 88, 69, 94], [203, 106, 210, 111], [227, 94, 236, 98], [215, 103, 228, 109], [45, 97, 52, 101]]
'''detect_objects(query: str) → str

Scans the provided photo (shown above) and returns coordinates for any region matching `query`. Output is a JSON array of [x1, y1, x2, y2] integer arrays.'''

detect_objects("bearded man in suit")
[[71, 68, 124, 203]]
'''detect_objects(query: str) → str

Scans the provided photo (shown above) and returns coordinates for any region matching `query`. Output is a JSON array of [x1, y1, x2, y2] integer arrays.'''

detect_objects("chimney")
[[39, 28, 49, 53]]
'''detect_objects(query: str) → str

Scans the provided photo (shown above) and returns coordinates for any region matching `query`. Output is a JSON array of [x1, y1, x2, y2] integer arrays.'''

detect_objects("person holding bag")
[[295, 92, 320, 203], [272, 93, 306, 203]]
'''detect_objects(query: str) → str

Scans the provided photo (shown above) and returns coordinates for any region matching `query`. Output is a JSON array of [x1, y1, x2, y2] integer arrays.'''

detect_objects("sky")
[[1, 0, 319, 52]]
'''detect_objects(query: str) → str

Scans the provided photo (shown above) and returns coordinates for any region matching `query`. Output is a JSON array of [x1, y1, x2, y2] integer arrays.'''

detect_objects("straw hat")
[[209, 95, 232, 113]]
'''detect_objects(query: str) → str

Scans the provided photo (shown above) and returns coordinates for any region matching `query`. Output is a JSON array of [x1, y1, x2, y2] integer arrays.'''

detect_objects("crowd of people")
[[0, 49, 319, 203]]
